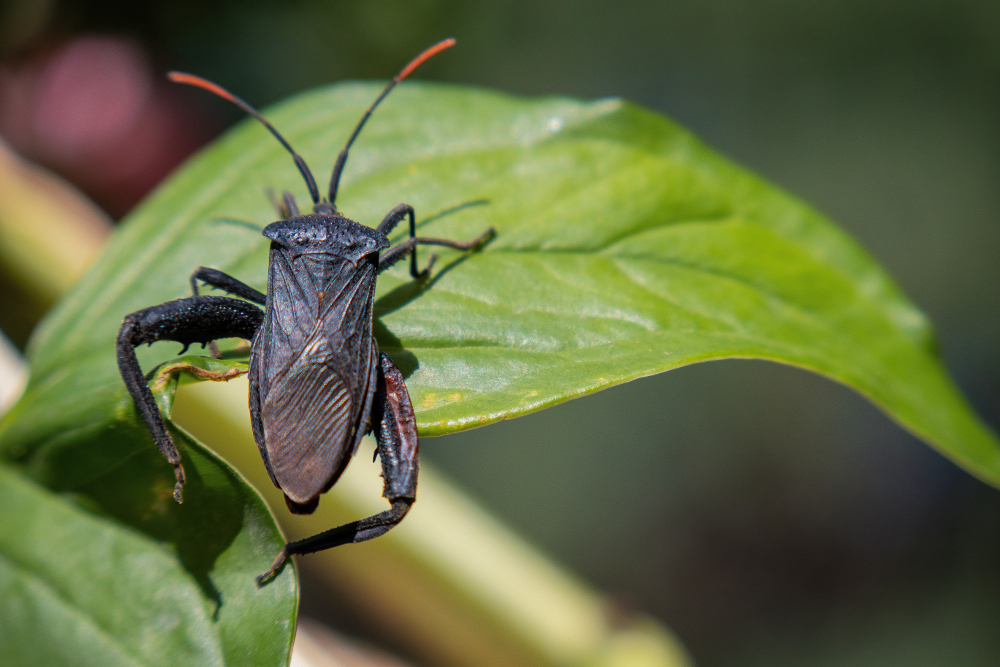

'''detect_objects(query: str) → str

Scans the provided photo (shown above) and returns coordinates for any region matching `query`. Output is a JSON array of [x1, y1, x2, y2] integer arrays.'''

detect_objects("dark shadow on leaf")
[[218, 347, 252, 361], [373, 236, 493, 379], [373, 280, 428, 320], [171, 430, 246, 615], [374, 237, 494, 319], [373, 319, 418, 379], [38, 421, 244, 613]]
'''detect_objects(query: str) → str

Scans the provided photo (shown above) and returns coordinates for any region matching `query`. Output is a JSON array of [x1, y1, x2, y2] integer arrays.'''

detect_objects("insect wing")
[[262, 359, 352, 501]]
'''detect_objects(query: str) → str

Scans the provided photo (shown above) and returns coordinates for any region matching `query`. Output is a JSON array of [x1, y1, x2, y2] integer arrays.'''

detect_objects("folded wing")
[[262, 361, 353, 503]]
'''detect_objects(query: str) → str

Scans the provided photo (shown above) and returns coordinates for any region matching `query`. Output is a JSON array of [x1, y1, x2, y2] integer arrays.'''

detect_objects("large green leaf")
[[1, 79, 997, 664], [0, 427, 296, 666]]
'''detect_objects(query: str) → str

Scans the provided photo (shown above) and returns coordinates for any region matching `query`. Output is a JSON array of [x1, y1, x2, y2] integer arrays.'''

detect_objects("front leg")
[[117, 295, 264, 503], [375, 203, 421, 277], [257, 352, 418, 585], [376, 202, 495, 279], [266, 188, 301, 219]]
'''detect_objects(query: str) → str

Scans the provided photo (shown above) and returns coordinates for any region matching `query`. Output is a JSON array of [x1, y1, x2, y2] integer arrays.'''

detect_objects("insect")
[[116, 38, 494, 585]]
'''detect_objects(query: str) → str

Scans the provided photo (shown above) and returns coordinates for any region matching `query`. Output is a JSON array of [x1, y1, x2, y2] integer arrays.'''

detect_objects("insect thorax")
[[262, 213, 389, 264]]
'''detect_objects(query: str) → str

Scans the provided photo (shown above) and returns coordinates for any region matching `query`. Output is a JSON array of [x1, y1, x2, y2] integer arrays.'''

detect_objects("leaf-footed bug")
[[116, 39, 494, 585]]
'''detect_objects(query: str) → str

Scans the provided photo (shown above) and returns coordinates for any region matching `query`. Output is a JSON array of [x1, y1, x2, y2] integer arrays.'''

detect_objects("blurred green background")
[[1, 1, 998, 665]]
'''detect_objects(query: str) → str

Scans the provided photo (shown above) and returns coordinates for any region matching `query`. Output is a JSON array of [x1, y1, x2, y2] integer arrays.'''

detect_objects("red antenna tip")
[[167, 71, 239, 104], [396, 38, 456, 82]]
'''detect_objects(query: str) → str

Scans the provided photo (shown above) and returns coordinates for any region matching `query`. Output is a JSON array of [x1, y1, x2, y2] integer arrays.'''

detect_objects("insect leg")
[[377, 202, 495, 278], [188, 268, 264, 357], [256, 352, 418, 585], [189, 267, 266, 304], [117, 296, 264, 504], [375, 202, 414, 236], [267, 189, 300, 219]]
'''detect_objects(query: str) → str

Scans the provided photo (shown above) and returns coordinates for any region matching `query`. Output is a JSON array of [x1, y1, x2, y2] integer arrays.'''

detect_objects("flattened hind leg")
[[256, 352, 417, 585]]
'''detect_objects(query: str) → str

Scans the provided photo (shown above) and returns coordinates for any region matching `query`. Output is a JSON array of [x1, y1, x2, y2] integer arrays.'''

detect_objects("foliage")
[[1, 81, 996, 665]]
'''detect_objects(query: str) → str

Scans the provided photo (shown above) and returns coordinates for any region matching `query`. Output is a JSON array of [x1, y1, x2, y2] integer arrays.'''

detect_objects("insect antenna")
[[327, 37, 456, 207], [168, 72, 322, 205]]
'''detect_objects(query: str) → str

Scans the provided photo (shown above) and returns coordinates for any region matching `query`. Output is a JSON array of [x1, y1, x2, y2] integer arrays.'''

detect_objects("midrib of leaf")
[[387, 255, 897, 345]]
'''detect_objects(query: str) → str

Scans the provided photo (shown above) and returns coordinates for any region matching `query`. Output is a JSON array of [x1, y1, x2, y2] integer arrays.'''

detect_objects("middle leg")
[[187, 267, 265, 357], [190, 267, 266, 304]]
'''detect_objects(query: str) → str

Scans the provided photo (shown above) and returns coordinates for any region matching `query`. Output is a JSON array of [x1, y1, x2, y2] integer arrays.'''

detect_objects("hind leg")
[[256, 352, 417, 585]]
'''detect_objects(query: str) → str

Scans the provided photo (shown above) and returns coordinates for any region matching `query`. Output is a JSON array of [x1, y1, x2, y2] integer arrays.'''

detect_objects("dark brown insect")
[[116, 39, 494, 584]]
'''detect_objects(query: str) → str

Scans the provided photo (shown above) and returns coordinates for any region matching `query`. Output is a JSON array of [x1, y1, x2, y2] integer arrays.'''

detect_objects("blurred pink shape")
[[32, 37, 153, 158], [0, 35, 217, 218]]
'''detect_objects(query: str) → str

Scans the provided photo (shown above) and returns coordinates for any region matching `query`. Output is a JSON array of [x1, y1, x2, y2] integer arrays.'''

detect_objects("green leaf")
[[1, 78, 997, 664], [0, 430, 296, 666]]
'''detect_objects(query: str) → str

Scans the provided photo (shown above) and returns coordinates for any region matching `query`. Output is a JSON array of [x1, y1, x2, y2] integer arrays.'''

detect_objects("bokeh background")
[[2, 1, 999, 665]]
